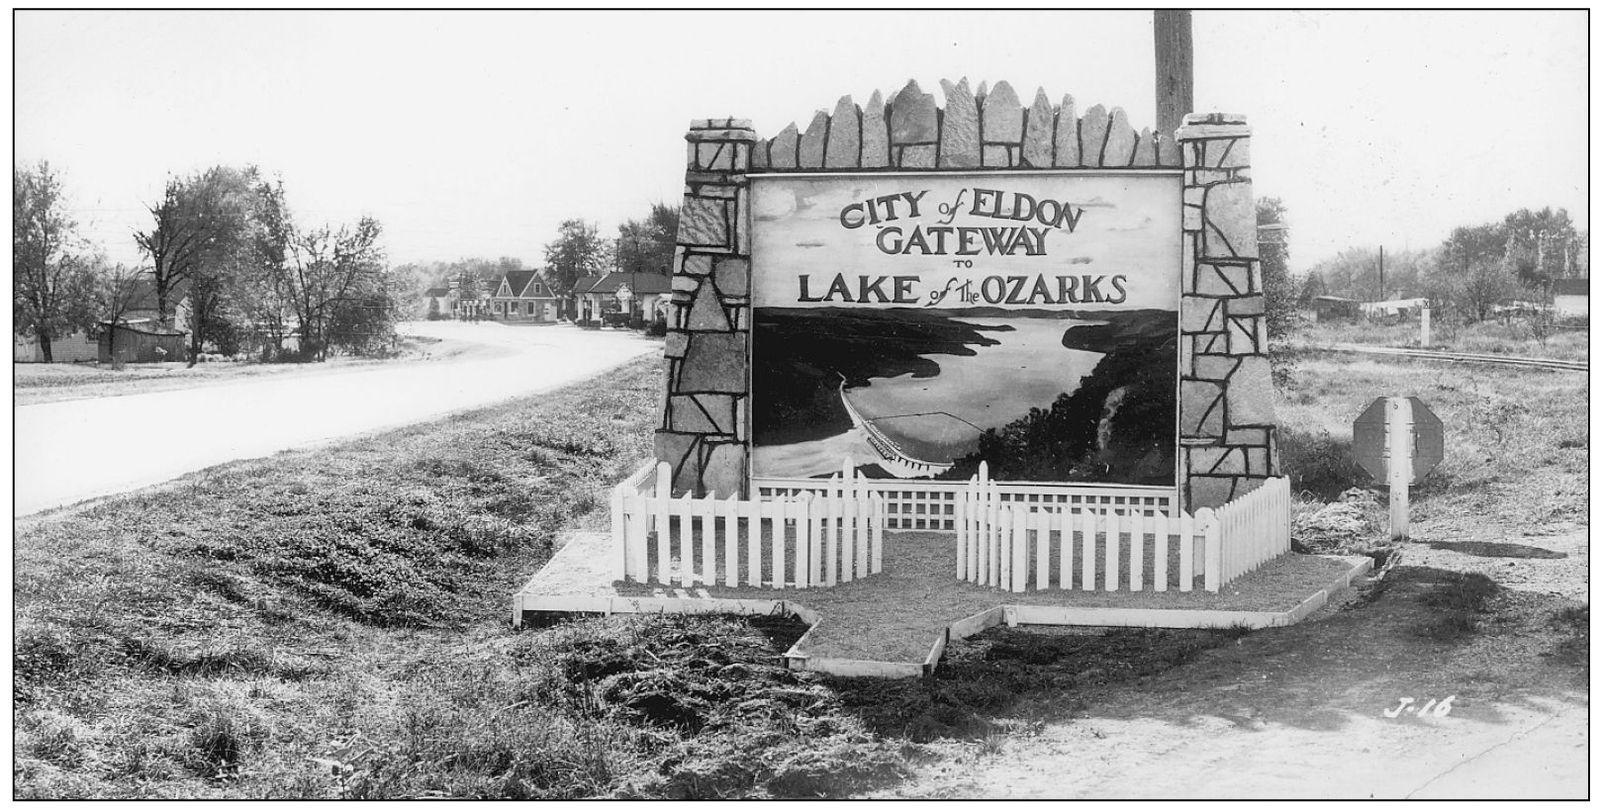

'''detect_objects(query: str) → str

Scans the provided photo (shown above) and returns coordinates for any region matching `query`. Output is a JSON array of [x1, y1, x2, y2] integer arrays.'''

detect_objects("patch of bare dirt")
[[875, 511, 1589, 799]]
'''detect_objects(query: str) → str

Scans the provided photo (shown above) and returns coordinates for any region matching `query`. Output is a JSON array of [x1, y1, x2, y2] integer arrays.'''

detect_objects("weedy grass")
[[1275, 353, 1588, 531], [1301, 318, 1588, 363], [1548, 605, 1590, 667], [1409, 570, 1503, 641], [15, 353, 1265, 799]]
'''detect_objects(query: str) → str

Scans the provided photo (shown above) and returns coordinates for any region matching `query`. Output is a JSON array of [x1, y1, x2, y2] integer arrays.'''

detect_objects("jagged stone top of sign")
[[751, 78, 1179, 172]]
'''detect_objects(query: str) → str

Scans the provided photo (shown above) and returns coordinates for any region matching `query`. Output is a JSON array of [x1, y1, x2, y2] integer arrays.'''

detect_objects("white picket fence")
[[611, 459, 885, 589], [956, 464, 1291, 593]]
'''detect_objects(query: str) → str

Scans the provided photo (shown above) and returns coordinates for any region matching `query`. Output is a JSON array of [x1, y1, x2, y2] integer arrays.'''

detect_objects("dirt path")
[[14, 323, 658, 516], [879, 519, 1588, 799]]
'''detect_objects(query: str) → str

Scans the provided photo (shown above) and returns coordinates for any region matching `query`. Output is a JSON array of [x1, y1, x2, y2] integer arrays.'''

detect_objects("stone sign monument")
[[655, 79, 1278, 510]]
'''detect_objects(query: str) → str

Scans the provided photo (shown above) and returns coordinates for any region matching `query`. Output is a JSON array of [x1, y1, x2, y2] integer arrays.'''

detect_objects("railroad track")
[[1313, 343, 1588, 372]]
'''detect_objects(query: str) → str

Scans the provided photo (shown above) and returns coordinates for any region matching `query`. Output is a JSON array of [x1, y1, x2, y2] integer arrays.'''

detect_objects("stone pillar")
[[1177, 113, 1280, 510], [656, 118, 754, 497]]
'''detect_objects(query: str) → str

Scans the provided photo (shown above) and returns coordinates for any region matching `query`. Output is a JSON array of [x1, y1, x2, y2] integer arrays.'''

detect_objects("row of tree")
[[14, 161, 396, 363], [1302, 207, 1588, 322]]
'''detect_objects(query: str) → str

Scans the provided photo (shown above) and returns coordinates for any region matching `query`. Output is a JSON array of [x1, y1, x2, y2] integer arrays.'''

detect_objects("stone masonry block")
[[1245, 448, 1271, 476], [686, 281, 730, 331], [1187, 475, 1234, 511], [696, 142, 733, 172], [676, 332, 747, 393], [680, 196, 730, 247], [664, 331, 688, 358], [1231, 475, 1266, 500], [799, 110, 829, 168], [1211, 135, 1250, 169], [699, 440, 746, 498], [1202, 182, 1257, 259], [982, 145, 1012, 167], [1192, 354, 1237, 381], [1225, 427, 1269, 446], [862, 90, 889, 167], [1227, 295, 1265, 316], [1225, 355, 1274, 426], [981, 81, 1024, 144], [1190, 447, 1246, 476], [696, 394, 740, 435], [938, 78, 979, 167], [714, 257, 749, 297], [1181, 298, 1222, 333], [681, 253, 713, 277], [899, 144, 937, 168], [889, 79, 938, 144], [1227, 316, 1262, 355], [825, 96, 861, 168], [654, 431, 701, 494], [1181, 380, 1224, 437]]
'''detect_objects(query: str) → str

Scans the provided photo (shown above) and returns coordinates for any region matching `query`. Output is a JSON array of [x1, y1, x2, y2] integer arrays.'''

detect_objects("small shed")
[[1311, 296, 1361, 322], [1360, 298, 1428, 322], [1552, 278, 1588, 316], [98, 320, 187, 364]]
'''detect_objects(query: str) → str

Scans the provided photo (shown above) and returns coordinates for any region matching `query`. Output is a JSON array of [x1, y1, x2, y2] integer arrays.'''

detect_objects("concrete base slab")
[[514, 531, 1373, 678]]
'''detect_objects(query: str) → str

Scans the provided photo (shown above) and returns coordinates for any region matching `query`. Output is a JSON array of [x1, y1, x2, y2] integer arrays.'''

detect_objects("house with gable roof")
[[489, 269, 561, 322]]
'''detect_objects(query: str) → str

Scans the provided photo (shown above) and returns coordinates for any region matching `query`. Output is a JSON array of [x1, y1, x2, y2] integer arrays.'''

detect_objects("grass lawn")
[[13, 333, 474, 406], [14, 340, 1589, 798]]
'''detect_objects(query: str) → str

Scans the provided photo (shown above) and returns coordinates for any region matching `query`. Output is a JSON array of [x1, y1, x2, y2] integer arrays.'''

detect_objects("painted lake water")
[[754, 316, 1106, 479]]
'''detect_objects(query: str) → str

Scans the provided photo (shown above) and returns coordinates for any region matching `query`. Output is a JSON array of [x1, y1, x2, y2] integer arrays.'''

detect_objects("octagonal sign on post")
[[1353, 396, 1445, 484]]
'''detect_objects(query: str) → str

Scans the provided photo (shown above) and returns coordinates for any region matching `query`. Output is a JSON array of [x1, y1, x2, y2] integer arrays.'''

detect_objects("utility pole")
[[1377, 245, 1385, 301], [1154, 10, 1194, 135]]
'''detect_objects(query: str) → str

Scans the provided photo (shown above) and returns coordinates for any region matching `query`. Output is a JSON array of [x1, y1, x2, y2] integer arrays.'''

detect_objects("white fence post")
[[626, 490, 647, 581], [794, 492, 812, 589], [1178, 512, 1194, 592], [1081, 509, 1097, 591], [828, 474, 842, 586], [610, 482, 626, 580], [1199, 507, 1220, 592], [673, 491, 692, 585], [745, 497, 762, 587], [870, 493, 883, 574], [1153, 511, 1169, 592], [957, 478, 969, 579], [772, 497, 788, 589], [1034, 507, 1050, 591], [700, 491, 717, 587], [1104, 508, 1120, 592], [654, 463, 672, 584], [1058, 508, 1073, 592], [722, 492, 738, 587], [1129, 509, 1144, 592]]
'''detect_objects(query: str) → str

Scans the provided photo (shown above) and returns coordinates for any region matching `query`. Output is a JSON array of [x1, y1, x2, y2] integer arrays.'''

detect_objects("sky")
[[13, 10, 1589, 273]]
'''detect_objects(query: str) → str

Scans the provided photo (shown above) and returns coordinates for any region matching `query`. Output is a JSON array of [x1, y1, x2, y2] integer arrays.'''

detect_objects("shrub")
[[1276, 427, 1367, 501]]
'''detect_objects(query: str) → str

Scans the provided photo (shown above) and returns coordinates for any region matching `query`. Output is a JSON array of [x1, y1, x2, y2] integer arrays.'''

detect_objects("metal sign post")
[[1386, 397, 1412, 539], [1354, 396, 1445, 541], [1420, 307, 1431, 348]]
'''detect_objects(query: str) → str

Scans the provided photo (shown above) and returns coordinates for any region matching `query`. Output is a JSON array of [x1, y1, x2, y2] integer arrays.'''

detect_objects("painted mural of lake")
[[751, 308, 1109, 480]]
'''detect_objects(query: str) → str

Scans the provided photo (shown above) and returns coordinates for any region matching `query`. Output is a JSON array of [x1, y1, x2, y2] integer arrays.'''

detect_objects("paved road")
[[14, 322, 658, 517]]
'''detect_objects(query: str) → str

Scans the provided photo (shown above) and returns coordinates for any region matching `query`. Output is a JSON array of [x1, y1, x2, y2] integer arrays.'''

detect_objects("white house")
[[1552, 278, 1588, 316], [576, 272, 672, 324]]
